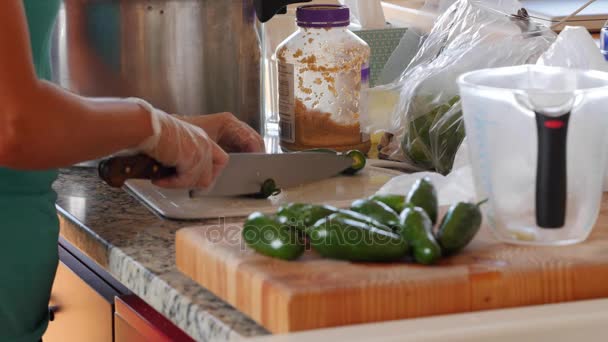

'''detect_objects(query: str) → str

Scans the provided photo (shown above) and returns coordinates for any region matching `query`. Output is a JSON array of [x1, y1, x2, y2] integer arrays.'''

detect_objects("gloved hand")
[[129, 98, 229, 189], [179, 113, 266, 153]]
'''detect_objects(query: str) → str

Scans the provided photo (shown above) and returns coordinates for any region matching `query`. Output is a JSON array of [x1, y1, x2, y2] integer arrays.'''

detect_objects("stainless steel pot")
[[51, 0, 287, 133]]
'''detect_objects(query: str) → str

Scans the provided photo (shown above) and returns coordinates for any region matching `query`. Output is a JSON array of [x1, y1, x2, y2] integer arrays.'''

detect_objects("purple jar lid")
[[296, 4, 350, 28]]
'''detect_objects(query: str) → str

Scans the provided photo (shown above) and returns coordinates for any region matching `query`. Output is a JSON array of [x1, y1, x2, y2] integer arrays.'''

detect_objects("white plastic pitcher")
[[458, 65, 608, 246]]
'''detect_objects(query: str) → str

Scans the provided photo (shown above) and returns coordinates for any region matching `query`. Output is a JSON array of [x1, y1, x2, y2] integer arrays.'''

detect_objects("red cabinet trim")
[[115, 295, 195, 342]]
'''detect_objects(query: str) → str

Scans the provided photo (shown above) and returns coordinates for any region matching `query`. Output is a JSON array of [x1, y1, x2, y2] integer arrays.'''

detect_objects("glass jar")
[[260, 4, 298, 136], [275, 4, 371, 153]]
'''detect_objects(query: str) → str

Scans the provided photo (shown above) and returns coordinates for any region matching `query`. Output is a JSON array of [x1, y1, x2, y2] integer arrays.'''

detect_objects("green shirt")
[[0, 1, 61, 341]]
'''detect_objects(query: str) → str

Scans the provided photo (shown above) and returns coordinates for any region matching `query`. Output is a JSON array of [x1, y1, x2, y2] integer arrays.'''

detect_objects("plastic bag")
[[380, 0, 556, 175], [537, 26, 608, 72], [364, 0, 458, 138], [376, 0, 457, 86], [376, 139, 475, 205]]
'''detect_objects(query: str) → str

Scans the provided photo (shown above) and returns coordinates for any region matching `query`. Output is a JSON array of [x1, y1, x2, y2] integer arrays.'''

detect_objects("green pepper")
[[277, 203, 339, 233], [403, 95, 464, 173], [333, 210, 394, 233], [399, 207, 442, 265], [242, 212, 304, 261], [309, 214, 409, 262], [404, 137, 433, 169], [369, 194, 409, 214], [448, 95, 461, 106], [410, 106, 440, 147], [248, 179, 282, 199], [350, 199, 400, 229], [342, 150, 367, 175], [406, 177, 438, 224], [436, 200, 486, 255], [434, 122, 465, 175], [432, 101, 465, 175]]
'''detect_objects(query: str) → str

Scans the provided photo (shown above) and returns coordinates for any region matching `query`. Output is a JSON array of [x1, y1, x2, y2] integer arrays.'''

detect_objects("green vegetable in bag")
[[402, 96, 465, 175]]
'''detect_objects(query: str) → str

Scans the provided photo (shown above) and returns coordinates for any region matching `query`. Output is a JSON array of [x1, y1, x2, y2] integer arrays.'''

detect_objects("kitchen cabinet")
[[43, 242, 117, 342], [43, 238, 193, 342], [44, 258, 113, 341]]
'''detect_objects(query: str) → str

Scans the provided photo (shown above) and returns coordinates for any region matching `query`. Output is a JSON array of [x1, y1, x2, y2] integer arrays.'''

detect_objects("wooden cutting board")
[[176, 195, 608, 334], [125, 166, 401, 220]]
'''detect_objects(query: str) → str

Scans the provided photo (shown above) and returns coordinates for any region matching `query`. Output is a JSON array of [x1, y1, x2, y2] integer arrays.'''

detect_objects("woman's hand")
[[179, 113, 266, 153], [133, 100, 229, 189]]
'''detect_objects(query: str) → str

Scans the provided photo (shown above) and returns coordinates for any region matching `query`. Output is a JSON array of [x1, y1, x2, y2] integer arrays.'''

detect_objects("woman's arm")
[[0, 1, 152, 169]]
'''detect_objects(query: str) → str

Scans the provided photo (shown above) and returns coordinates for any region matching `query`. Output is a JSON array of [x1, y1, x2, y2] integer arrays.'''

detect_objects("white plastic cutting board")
[[125, 166, 402, 220]]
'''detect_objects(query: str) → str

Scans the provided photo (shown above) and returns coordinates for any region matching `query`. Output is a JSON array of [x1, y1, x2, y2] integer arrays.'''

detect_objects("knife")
[[98, 154, 177, 188], [98, 152, 356, 197]]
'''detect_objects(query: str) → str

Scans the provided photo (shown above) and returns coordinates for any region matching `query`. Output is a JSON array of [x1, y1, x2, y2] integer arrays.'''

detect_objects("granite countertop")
[[53, 167, 269, 342]]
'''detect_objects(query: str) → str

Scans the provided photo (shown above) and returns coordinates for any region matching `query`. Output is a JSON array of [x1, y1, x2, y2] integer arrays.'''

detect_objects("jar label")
[[602, 27, 608, 61], [278, 62, 296, 143], [360, 64, 371, 143]]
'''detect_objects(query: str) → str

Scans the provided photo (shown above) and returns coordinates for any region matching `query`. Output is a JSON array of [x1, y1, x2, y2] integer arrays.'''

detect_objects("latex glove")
[[180, 113, 266, 153], [129, 98, 229, 189]]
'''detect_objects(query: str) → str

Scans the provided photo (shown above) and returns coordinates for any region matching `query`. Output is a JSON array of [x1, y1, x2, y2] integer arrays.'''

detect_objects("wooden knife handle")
[[98, 154, 177, 188]]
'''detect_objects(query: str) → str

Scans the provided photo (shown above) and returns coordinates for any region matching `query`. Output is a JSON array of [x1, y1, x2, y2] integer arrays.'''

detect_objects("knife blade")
[[191, 152, 354, 197], [98, 152, 354, 197]]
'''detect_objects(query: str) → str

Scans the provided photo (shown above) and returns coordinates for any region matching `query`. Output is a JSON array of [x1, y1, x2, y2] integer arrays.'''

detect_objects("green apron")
[[0, 1, 61, 341]]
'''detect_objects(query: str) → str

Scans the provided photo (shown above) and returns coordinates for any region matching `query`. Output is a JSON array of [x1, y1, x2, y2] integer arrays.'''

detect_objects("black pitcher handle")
[[535, 112, 570, 229]]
